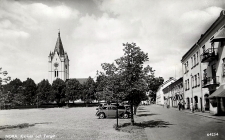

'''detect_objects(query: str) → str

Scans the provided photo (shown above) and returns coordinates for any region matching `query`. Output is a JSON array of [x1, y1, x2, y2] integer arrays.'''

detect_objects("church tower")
[[48, 31, 69, 84]]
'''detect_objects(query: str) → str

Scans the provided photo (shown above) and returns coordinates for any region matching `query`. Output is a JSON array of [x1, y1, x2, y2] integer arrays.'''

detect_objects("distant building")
[[156, 77, 176, 105], [163, 77, 183, 108], [181, 10, 225, 115], [48, 31, 69, 83]]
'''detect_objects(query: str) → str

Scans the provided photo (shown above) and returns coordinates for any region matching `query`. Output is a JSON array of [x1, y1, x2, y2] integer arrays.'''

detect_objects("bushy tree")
[[36, 79, 51, 104], [51, 78, 66, 105], [22, 78, 37, 105], [82, 77, 95, 104], [99, 42, 153, 125], [0, 78, 24, 107], [65, 79, 82, 104]]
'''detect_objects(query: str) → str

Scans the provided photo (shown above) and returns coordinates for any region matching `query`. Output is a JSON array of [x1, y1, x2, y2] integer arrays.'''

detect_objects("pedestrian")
[[178, 102, 181, 111], [182, 101, 185, 110]]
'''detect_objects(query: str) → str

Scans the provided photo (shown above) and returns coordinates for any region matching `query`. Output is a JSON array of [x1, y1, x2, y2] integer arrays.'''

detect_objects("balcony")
[[200, 48, 218, 63], [202, 76, 220, 88]]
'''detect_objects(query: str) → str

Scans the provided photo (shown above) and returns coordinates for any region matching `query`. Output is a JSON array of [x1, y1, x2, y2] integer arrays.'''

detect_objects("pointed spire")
[[54, 30, 64, 56]]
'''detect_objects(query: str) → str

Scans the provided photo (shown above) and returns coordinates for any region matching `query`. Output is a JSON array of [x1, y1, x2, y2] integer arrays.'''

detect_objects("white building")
[[48, 31, 69, 83], [181, 10, 225, 115], [156, 77, 176, 105]]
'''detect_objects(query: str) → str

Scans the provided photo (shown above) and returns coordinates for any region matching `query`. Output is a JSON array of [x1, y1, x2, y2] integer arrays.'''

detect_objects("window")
[[187, 61, 189, 69], [202, 45, 205, 53], [198, 73, 200, 86], [223, 58, 225, 76], [196, 52, 199, 63], [191, 57, 193, 67], [192, 76, 194, 88], [187, 79, 189, 89], [195, 75, 197, 87], [184, 61, 189, 73], [185, 80, 187, 90], [203, 69, 207, 79], [55, 70, 58, 77], [193, 54, 196, 66]]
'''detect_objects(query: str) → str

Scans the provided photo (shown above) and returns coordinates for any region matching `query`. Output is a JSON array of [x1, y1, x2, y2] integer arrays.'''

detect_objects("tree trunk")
[[130, 100, 134, 125]]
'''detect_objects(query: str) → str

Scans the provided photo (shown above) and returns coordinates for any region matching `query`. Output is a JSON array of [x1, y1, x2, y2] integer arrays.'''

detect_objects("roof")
[[54, 31, 65, 56], [161, 77, 176, 87], [162, 77, 183, 93], [181, 10, 225, 62], [76, 78, 88, 84], [209, 84, 225, 98], [68, 78, 88, 84]]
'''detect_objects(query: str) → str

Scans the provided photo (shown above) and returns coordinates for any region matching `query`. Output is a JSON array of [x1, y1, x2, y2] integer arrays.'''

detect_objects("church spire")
[[54, 30, 64, 56]]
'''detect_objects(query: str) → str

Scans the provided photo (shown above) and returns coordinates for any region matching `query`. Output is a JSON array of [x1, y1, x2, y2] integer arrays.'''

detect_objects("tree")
[[83, 77, 96, 104], [65, 79, 82, 104], [146, 76, 164, 102], [99, 42, 154, 125], [0, 78, 24, 107], [51, 78, 66, 105], [22, 78, 37, 105], [36, 79, 51, 105]]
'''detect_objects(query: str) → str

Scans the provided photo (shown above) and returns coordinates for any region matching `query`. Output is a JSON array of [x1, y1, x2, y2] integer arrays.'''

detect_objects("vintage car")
[[96, 105, 130, 119], [96, 103, 108, 110]]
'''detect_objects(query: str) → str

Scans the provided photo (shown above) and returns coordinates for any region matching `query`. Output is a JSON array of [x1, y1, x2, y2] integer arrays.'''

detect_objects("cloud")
[[29, 3, 79, 20], [1, 0, 224, 83], [90, 0, 224, 80]]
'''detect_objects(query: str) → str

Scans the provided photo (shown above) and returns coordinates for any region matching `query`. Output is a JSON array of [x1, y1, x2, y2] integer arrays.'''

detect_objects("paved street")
[[138, 104, 225, 140]]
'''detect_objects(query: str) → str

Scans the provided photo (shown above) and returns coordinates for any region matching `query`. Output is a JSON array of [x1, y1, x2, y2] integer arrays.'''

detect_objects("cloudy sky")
[[0, 0, 225, 84]]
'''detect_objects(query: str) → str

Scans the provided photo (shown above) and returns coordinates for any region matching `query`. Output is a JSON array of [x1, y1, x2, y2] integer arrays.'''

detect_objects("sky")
[[0, 0, 225, 84]]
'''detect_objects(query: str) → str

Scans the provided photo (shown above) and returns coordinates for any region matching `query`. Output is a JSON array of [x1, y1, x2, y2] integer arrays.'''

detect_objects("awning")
[[211, 28, 225, 42], [209, 84, 225, 98]]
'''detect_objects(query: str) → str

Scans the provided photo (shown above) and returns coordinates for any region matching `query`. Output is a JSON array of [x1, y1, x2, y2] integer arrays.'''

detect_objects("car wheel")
[[123, 113, 129, 119], [99, 113, 105, 119]]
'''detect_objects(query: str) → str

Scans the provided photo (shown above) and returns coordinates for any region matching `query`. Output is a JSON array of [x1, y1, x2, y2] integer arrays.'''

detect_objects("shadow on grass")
[[137, 113, 158, 117], [120, 120, 173, 128], [115, 120, 173, 133], [0, 122, 52, 130]]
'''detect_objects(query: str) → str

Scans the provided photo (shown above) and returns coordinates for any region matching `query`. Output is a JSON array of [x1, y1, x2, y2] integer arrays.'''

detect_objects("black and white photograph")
[[0, 0, 225, 139]]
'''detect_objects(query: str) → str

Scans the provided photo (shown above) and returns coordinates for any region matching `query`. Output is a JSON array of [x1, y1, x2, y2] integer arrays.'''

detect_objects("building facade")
[[163, 77, 183, 108], [156, 77, 176, 105], [48, 32, 69, 83], [181, 10, 225, 114]]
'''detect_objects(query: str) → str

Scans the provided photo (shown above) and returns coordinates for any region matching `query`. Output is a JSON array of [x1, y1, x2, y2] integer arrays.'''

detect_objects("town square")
[[1, 0, 225, 140]]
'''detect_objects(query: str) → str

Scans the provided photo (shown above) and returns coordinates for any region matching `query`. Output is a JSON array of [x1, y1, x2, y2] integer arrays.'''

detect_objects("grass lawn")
[[0, 107, 147, 140]]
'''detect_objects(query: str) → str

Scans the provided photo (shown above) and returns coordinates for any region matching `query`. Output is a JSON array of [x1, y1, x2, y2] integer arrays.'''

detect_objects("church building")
[[48, 31, 69, 83]]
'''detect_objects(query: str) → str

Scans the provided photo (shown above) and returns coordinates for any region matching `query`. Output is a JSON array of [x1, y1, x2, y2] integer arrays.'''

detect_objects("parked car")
[[96, 103, 107, 110], [124, 105, 131, 112], [96, 105, 130, 119]]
